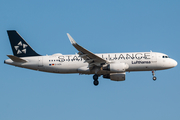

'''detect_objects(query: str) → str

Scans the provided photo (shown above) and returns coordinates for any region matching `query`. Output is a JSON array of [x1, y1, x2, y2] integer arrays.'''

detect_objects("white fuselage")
[[4, 52, 177, 74]]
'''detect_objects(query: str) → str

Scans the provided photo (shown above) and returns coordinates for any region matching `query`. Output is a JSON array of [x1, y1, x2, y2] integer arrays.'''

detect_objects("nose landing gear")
[[93, 74, 99, 86], [152, 71, 157, 81]]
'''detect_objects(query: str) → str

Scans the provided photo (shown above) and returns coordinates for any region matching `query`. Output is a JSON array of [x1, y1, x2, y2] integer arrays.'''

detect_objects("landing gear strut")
[[152, 71, 157, 81], [93, 74, 99, 86]]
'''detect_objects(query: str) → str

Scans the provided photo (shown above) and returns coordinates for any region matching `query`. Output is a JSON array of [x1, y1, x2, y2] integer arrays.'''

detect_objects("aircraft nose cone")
[[172, 59, 178, 67]]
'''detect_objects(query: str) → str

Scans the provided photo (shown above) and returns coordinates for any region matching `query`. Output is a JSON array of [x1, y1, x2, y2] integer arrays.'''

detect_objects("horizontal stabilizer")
[[7, 55, 27, 62]]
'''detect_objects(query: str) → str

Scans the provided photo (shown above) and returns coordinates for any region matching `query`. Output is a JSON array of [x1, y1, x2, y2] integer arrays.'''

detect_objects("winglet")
[[67, 33, 77, 45]]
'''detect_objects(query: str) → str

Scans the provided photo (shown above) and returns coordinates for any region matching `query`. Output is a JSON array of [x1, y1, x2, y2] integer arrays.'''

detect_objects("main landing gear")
[[93, 74, 99, 86], [152, 71, 157, 81]]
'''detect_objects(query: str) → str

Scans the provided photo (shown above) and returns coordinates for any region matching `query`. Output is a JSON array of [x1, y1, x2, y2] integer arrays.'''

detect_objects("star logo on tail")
[[14, 41, 28, 54]]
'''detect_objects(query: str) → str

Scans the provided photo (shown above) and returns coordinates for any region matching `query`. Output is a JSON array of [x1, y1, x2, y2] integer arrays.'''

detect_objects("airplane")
[[4, 30, 178, 86]]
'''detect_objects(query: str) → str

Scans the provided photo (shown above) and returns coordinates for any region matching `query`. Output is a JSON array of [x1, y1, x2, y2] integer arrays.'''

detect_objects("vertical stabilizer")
[[7, 30, 40, 57]]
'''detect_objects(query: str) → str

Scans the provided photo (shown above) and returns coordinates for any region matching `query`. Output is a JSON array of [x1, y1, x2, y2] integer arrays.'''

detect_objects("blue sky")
[[0, 0, 180, 120]]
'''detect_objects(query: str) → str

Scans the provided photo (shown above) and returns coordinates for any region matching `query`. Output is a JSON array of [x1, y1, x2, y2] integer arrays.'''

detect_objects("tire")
[[153, 76, 157, 81], [93, 80, 99, 86], [93, 74, 98, 80]]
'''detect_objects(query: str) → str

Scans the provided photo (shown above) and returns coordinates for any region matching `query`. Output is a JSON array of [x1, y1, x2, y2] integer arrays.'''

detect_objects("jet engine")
[[103, 73, 126, 81], [102, 63, 129, 72]]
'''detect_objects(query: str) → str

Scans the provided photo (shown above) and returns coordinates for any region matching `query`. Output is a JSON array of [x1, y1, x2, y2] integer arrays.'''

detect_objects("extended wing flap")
[[7, 55, 27, 63], [67, 33, 107, 65]]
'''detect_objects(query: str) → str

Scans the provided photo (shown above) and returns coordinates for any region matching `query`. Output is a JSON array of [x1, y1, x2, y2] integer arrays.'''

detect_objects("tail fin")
[[7, 30, 40, 57]]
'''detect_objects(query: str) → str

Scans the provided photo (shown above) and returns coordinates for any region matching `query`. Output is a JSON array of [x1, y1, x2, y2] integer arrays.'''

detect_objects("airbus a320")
[[4, 30, 178, 86]]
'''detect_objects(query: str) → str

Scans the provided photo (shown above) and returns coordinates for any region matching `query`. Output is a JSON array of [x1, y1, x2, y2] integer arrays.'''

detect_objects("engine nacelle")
[[103, 63, 129, 72], [103, 73, 126, 81]]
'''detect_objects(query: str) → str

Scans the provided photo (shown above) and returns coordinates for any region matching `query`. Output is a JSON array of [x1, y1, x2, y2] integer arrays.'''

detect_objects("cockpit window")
[[162, 56, 169, 58]]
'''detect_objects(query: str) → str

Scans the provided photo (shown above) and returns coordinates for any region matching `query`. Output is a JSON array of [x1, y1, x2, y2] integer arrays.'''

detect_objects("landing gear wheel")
[[93, 74, 99, 86], [153, 76, 157, 81], [152, 71, 157, 81], [93, 74, 98, 80], [93, 80, 99, 86]]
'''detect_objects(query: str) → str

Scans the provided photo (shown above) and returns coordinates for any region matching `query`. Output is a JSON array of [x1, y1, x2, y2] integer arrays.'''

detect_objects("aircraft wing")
[[67, 33, 108, 67]]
